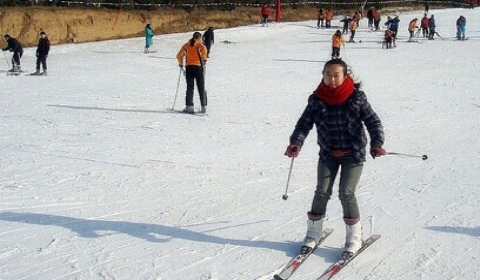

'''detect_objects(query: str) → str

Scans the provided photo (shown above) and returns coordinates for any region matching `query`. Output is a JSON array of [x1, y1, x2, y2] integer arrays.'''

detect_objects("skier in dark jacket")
[[202, 27, 214, 58], [428, 15, 436, 40], [2, 34, 23, 72], [32, 31, 50, 75], [285, 59, 385, 260], [385, 15, 400, 38]]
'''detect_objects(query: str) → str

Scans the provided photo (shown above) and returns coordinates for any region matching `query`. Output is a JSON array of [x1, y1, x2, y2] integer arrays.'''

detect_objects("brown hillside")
[[0, 5, 419, 48]]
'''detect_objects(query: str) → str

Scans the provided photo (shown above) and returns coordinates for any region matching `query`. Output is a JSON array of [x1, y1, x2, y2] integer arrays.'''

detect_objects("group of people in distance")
[[2, 30, 50, 75]]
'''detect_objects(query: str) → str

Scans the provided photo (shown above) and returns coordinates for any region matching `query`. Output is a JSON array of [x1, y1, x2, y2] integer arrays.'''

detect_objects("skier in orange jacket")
[[331, 30, 346, 59]]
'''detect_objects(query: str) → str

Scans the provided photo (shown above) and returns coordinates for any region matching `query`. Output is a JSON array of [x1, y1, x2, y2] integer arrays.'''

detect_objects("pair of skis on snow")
[[273, 228, 381, 280]]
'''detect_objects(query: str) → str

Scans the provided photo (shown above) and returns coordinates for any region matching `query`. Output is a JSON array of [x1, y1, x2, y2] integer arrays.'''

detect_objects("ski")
[[274, 228, 334, 280], [171, 109, 208, 116], [316, 234, 381, 280]]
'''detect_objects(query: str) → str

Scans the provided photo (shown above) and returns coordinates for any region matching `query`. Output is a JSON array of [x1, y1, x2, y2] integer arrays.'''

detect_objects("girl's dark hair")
[[323, 59, 362, 89], [189, 32, 202, 46]]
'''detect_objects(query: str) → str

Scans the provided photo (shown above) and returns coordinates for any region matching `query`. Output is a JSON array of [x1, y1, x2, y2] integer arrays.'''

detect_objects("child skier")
[[408, 18, 419, 41], [331, 30, 345, 59], [384, 29, 395, 49], [31, 31, 50, 75], [340, 15, 351, 34], [285, 58, 386, 259]]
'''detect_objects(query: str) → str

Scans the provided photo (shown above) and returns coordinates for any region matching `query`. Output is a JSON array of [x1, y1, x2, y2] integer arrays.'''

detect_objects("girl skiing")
[[285, 59, 386, 260]]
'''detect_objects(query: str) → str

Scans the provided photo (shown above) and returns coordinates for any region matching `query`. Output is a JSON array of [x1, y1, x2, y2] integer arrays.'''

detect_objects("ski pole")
[[386, 152, 428, 160], [435, 31, 444, 40], [3, 51, 11, 70], [171, 67, 183, 110], [282, 157, 295, 201]]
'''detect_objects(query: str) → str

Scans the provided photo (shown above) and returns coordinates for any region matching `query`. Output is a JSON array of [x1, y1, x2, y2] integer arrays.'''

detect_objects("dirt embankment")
[[0, 6, 323, 48], [0, 5, 421, 48]]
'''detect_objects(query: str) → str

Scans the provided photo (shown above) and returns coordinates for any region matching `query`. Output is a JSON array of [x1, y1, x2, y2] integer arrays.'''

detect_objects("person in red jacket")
[[420, 14, 429, 37], [261, 4, 270, 27]]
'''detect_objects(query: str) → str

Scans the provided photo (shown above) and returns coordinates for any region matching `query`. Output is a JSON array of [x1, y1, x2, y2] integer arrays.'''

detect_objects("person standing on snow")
[[260, 3, 270, 27], [202, 27, 214, 58], [340, 15, 351, 34], [420, 14, 429, 37], [428, 14, 436, 40], [408, 18, 419, 41], [456, 16, 466, 40], [366, 7, 374, 28], [2, 34, 23, 72], [176, 32, 208, 114], [317, 8, 325, 28], [384, 15, 400, 38], [144, 23, 154, 53], [31, 31, 50, 75], [348, 18, 358, 43], [325, 9, 334, 28], [372, 8, 382, 31], [285, 58, 385, 260], [331, 30, 345, 59]]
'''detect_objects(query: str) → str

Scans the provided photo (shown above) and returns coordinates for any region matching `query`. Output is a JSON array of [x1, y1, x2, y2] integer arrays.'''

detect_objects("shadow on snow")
[[0, 211, 298, 255], [425, 225, 480, 237]]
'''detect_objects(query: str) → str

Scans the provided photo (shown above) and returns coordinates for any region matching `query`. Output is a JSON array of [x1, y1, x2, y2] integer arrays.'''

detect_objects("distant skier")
[[366, 6, 374, 28], [176, 32, 208, 114], [428, 14, 436, 40], [2, 34, 23, 72], [260, 3, 270, 27], [386, 15, 400, 38], [285, 58, 385, 259], [317, 8, 325, 28], [352, 10, 362, 27], [456, 16, 466, 40], [408, 18, 419, 41], [144, 23, 154, 53], [340, 15, 351, 34], [31, 31, 50, 75], [331, 30, 345, 59], [325, 9, 334, 28], [202, 27, 214, 58], [384, 29, 395, 49], [349, 18, 358, 43], [420, 14, 429, 37], [372, 8, 381, 31]]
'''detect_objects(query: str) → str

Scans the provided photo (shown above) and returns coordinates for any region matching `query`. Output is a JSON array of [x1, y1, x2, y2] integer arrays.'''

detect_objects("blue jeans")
[[310, 154, 364, 219]]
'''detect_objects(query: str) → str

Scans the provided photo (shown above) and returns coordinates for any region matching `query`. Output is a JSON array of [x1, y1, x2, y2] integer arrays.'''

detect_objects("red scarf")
[[315, 76, 355, 105]]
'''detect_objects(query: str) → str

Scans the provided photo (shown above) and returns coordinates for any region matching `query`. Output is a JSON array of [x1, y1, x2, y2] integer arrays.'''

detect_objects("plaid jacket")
[[290, 89, 384, 162]]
